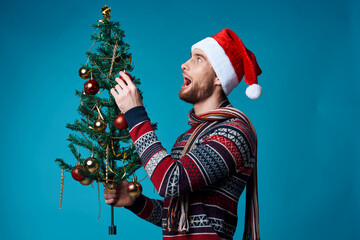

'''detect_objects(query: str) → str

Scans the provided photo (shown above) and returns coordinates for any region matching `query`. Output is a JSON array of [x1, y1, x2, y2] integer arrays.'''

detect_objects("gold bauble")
[[126, 181, 142, 198], [80, 178, 93, 186], [93, 119, 107, 132], [79, 67, 90, 79], [84, 157, 99, 173]]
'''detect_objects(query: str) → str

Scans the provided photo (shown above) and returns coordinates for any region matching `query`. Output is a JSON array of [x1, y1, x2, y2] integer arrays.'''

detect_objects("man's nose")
[[181, 60, 190, 70]]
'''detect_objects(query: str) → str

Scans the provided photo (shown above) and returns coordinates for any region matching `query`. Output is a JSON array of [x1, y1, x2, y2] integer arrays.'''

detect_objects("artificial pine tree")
[[55, 6, 152, 234]]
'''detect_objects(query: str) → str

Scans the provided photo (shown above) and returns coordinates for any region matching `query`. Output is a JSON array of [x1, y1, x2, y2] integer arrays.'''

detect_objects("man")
[[105, 28, 262, 240]]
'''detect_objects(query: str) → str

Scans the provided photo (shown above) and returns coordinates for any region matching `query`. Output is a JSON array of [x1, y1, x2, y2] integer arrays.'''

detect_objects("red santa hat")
[[191, 28, 262, 99]]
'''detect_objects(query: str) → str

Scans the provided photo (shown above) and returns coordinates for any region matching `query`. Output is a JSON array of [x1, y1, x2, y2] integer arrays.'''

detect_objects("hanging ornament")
[[71, 164, 86, 181], [126, 178, 142, 198], [84, 156, 99, 173], [84, 79, 100, 95], [109, 42, 118, 77], [89, 104, 107, 132], [93, 118, 107, 132], [79, 66, 90, 79], [80, 178, 94, 186], [97, 181, 101, 220], [114, 114, 128, 130], [60, 169, 65, 209]]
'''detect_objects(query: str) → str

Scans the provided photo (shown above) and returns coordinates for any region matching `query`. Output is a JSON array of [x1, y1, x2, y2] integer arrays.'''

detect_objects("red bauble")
[[71, 164, 85, 181], [114, 114, 128, 130], [84, 79, 100, 95], [120, 72, 133, 82]]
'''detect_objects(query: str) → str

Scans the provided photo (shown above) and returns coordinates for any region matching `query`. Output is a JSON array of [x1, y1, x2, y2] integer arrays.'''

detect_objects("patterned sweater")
[[124, 101, 257, 240]]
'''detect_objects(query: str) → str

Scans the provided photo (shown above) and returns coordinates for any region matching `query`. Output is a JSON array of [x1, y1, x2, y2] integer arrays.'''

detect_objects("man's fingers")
[[119, 71, 135, 88], [105, 199, 114, 205], [104, 193, 117, 199], [115, 84, 122, 94], [115, 75, 128, 88], [110, 88, 118, 97]]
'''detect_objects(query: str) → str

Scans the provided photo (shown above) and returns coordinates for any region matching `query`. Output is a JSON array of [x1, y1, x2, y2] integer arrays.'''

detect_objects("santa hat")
[[191, 28, 262, 99]]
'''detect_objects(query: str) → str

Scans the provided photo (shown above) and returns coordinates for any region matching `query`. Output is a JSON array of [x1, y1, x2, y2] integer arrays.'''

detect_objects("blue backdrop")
[[1, 0, 359, 239]]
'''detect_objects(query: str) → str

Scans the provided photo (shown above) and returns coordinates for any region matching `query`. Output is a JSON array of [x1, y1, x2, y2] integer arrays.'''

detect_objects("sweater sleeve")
[[124, 106, 256, 198], [124, 194, 163, 228]]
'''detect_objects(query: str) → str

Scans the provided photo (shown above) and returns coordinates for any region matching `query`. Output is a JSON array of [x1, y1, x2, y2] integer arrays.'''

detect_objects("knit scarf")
[[166, 100, 260, 240]]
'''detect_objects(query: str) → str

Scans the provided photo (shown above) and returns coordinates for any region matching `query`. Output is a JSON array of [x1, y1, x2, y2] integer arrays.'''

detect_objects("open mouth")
[[182, 76, 192, 89]]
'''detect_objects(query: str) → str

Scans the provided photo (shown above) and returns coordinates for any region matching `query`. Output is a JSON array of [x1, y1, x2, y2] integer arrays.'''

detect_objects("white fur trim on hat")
[[246, 84, 262, 100], [192, 37, 238, 96]]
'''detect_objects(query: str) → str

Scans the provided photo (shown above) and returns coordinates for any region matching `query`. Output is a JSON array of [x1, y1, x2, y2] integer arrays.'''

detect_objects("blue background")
[[1, 0, 359, 239]]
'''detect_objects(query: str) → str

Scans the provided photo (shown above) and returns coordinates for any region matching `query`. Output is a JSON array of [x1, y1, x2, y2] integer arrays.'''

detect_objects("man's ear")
[[214, 77, 222, 86]]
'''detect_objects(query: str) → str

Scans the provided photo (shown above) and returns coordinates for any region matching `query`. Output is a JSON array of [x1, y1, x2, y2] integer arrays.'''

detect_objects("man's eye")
[[197, 57, 202, 62]]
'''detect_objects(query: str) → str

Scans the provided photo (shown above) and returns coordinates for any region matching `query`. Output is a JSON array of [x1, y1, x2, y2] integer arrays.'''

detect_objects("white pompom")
[[246, 84, 262, 100]]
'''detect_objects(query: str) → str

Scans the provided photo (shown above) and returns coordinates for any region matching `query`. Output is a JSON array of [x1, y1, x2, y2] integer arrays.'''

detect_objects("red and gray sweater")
[[124, 101, 257, 240]]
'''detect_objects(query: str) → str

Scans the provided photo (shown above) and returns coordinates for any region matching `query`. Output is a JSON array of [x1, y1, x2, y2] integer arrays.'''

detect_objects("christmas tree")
[[55, 6, 151, 234]]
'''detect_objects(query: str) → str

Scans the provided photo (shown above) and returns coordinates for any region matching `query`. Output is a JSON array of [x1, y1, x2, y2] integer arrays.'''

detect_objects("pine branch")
[[66, 120, 100, 141], [68, 143, 83, 161], [77, 104, 97, 121], [55, 158, 74, 172], [67, 133, 99, 153]]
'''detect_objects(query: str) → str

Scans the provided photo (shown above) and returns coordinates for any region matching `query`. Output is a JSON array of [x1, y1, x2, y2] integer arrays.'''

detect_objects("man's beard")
[[179, 79, 215, 104]]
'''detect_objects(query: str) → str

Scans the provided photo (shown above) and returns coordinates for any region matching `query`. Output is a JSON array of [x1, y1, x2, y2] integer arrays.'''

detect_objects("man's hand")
[[104, 180, 136, 207], [110, 71, 143, 113]]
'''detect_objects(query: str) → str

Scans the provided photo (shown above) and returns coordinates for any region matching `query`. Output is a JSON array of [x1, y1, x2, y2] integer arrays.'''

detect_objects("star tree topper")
[[101, 5, 111, 20]]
